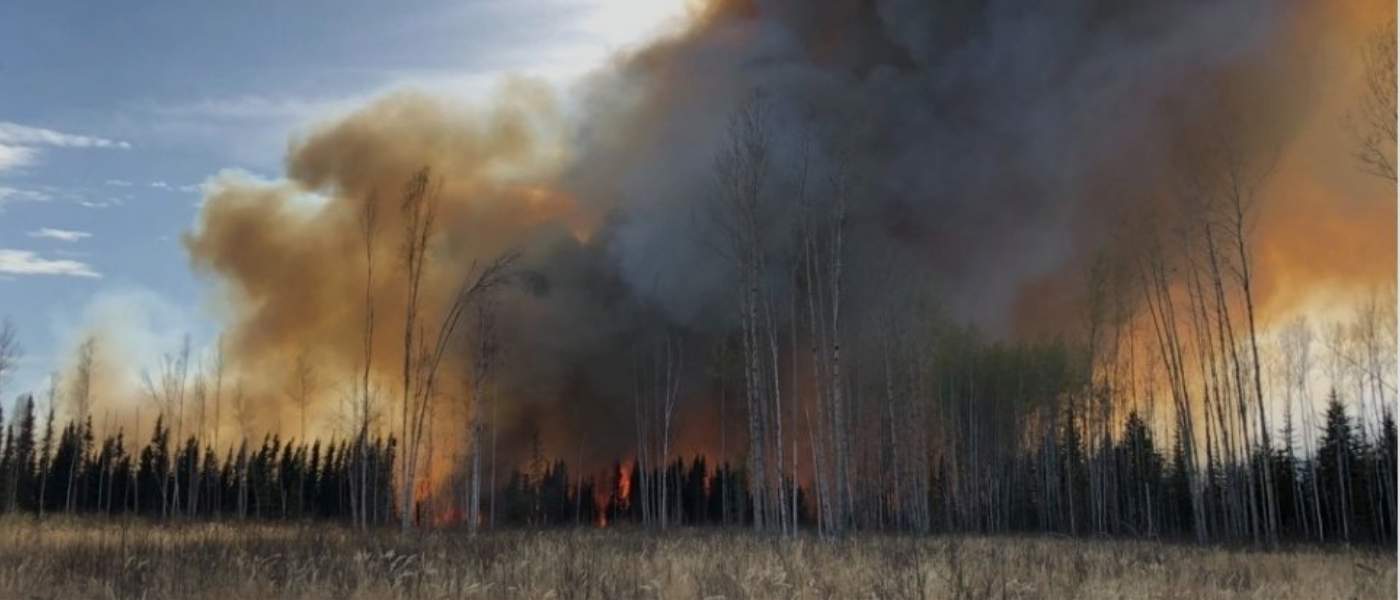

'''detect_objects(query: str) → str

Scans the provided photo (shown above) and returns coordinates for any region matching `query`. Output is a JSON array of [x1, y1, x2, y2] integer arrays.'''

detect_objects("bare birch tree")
[[797, 147, 851, 536], [143, 338, 191, 519], [1209, 126, 1281, 547], [398, 166, 519, 531], [356, 190, 379, 531], [231, 378, 252, 519], [709, 92, 778, 533], [209, 338, 225, 515], [287, 351, 316, 516], [464, 299, 500, 532], [0, 319, 19, 405], [1349, 19, 1397, 181], [65, 336, 96, 513]]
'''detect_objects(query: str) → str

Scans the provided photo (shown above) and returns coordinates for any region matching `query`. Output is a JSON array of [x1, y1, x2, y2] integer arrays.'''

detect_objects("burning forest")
[[0, 0, 1395, 558]]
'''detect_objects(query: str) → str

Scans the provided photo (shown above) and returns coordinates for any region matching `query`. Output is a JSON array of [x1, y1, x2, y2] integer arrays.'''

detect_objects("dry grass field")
[[0, 518, 1391, 600]]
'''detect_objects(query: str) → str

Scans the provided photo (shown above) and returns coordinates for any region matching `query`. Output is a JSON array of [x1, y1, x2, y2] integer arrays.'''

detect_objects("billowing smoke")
[[180, 0, 1394, 473]]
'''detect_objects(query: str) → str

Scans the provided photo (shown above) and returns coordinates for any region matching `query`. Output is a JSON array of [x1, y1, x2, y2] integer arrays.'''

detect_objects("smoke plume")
[[180, 0, 1395, 472]]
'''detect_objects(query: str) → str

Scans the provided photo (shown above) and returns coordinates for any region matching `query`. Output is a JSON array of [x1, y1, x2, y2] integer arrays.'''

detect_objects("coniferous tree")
[[1317, 391, 1356, 542]]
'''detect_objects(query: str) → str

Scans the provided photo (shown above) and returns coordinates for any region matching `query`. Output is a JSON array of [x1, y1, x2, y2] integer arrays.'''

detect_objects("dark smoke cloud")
[[586, 0, 1310, 332]]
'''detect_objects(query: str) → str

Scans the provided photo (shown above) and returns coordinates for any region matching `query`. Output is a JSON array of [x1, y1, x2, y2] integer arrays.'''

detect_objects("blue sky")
[[0, 0, 686, 398]]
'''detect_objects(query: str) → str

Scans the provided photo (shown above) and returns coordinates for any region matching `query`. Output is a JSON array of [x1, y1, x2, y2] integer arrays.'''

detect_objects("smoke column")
[[180, 0, 1395, 471]]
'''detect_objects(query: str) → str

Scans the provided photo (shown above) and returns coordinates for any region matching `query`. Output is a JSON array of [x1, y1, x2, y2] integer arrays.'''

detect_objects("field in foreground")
[[0, 519, 1391, 600]]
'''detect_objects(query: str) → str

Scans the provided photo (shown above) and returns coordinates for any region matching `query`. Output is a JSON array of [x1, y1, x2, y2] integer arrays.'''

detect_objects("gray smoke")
[[186, 0, 1345, 471]]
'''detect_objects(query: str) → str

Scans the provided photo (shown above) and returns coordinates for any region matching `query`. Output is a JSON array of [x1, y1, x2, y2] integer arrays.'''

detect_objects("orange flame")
[[615, 461, 632, 510]]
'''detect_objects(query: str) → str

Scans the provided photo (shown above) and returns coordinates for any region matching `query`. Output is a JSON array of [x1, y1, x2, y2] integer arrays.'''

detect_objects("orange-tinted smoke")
[[175, 0, 1396, 487], [1010, 0, 1396, 338], [184, 83, 590, 443]]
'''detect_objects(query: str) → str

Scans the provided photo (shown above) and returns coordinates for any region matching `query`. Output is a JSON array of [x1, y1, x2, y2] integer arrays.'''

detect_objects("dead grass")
[[0, 517, 1390, 599]]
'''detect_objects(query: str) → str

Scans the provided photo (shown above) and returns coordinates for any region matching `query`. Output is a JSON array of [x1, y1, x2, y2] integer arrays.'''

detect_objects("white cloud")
[[0, 249, 100, 278], [145, 180, 200, 193], [0, 122, 131, 174], [153, 95, 348, 121], [27, 228, 93, 242], [0, 186, 53, 211], [0, 122, 131, 149], [0, 186, 52, 203], [104, 179, 134, 187], [77, 198, 124, 209], [0, 144, 36, 172]]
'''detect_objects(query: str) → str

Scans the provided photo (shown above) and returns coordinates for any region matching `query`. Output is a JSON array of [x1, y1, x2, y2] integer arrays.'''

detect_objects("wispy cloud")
[[0, 249, 100, 278], [104, 179, 134, 187], [77, 198, 124, 209], [150, 180, 200, 193], [27, 228, 92, 242], [0, 186, 53, 210], [151, 94, 355, 122], [0, 186, 52, 203], [0, 145, 37, 172], [0, 122, 131, 174], [0, 122, 131, 149]]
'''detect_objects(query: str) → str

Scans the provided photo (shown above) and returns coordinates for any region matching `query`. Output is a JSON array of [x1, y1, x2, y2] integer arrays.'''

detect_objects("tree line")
[[0, 365, 1389, 547], [0, 393, 399, 523]]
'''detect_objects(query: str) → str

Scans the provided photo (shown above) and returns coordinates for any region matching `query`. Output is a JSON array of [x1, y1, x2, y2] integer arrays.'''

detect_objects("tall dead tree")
[[709, 92, 781, 533], [1197, 187, 1255, 542], [143, 338, 191, 519], [0, 319, 19, 405], [866, 259, 936, 533], [630, 329, 684, 529], [1289, 318, 1326, 540], [1210, 126, 1281, 547], [210, 339, 226, 516], [1138, 217, 1208, 544], [188, 365, 206, 516], [1348, 295, 1396, 541], [797, 148, 851, 536], [287, 352, 316, 516], [1175, 187, 1243, 539], [0, 321, 16, 510], [658, 332, 682, 528], [398, 166, 519, 532], [464, 298, 500, 533], [36, 376, 56, 519], [399, 167, 436, 531], [356, 190, 378, 532], [1280, 317, 1323, 540], [231, 378, 252, 519], [65, 336, 96, 514]]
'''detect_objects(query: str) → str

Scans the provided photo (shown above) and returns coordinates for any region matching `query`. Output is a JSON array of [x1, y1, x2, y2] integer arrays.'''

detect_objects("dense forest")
[[0, 332, 1391, 546]]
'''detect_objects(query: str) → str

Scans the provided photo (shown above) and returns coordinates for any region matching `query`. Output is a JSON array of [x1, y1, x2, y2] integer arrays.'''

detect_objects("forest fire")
[[433, 504, 464, 528], [2, 1, 1399, 597], [614, 462, 632, 511], [173, 0, 1392, 443], [0, 0, 1388, 550]]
